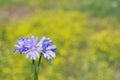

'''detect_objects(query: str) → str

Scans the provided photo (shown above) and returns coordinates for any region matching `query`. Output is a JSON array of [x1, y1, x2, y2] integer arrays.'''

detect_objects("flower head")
[[38, 37, 56, 60], [15, 35, 40, 60], [14, 35, 56, 60], [14, 37, 28, 54]]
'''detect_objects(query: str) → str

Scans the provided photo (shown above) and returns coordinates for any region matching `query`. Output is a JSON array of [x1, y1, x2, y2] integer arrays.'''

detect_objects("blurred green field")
[[0, 0, 120, 80], [0, 0, 120, 18]]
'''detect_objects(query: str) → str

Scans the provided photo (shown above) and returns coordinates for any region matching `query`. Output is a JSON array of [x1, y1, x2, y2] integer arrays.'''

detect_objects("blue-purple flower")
[[38, 37, 56, 60], [15, 35, 40, 60], [14, 37, 28, 54], [14, 35, 56, 60]]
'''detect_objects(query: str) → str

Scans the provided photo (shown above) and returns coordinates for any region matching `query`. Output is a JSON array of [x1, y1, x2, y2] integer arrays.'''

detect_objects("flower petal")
[[37, 37, 46, 47], [47, 51, 56, 58], [43, 54, 52, 60], [46, 45, 56, 52]]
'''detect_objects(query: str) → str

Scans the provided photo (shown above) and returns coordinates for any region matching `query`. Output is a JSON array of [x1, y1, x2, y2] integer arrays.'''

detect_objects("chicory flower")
[[38, 37, 56, 60], [14, 35, 40, 60]]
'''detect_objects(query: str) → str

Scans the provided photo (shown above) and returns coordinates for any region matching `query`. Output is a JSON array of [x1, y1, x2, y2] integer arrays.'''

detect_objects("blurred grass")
[[0, 0, 120, 18], [0, 0, 120, 80]]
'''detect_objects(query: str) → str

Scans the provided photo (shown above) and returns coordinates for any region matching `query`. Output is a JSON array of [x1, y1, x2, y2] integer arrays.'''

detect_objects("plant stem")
[[38, 53, 42, 74], [32, 53, 42, 80], [32, 60, 37, 80]]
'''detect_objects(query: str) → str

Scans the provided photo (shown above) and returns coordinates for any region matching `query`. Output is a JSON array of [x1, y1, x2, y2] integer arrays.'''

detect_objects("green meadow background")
[[0, 0, 120, 80]]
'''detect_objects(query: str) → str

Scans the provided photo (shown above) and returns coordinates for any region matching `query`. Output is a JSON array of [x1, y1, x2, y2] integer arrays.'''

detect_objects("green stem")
[[35, 67, 38, 80], [32, 53, 42, 80], [32, 60, 38, 80], [38, 53, 42, 74]]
